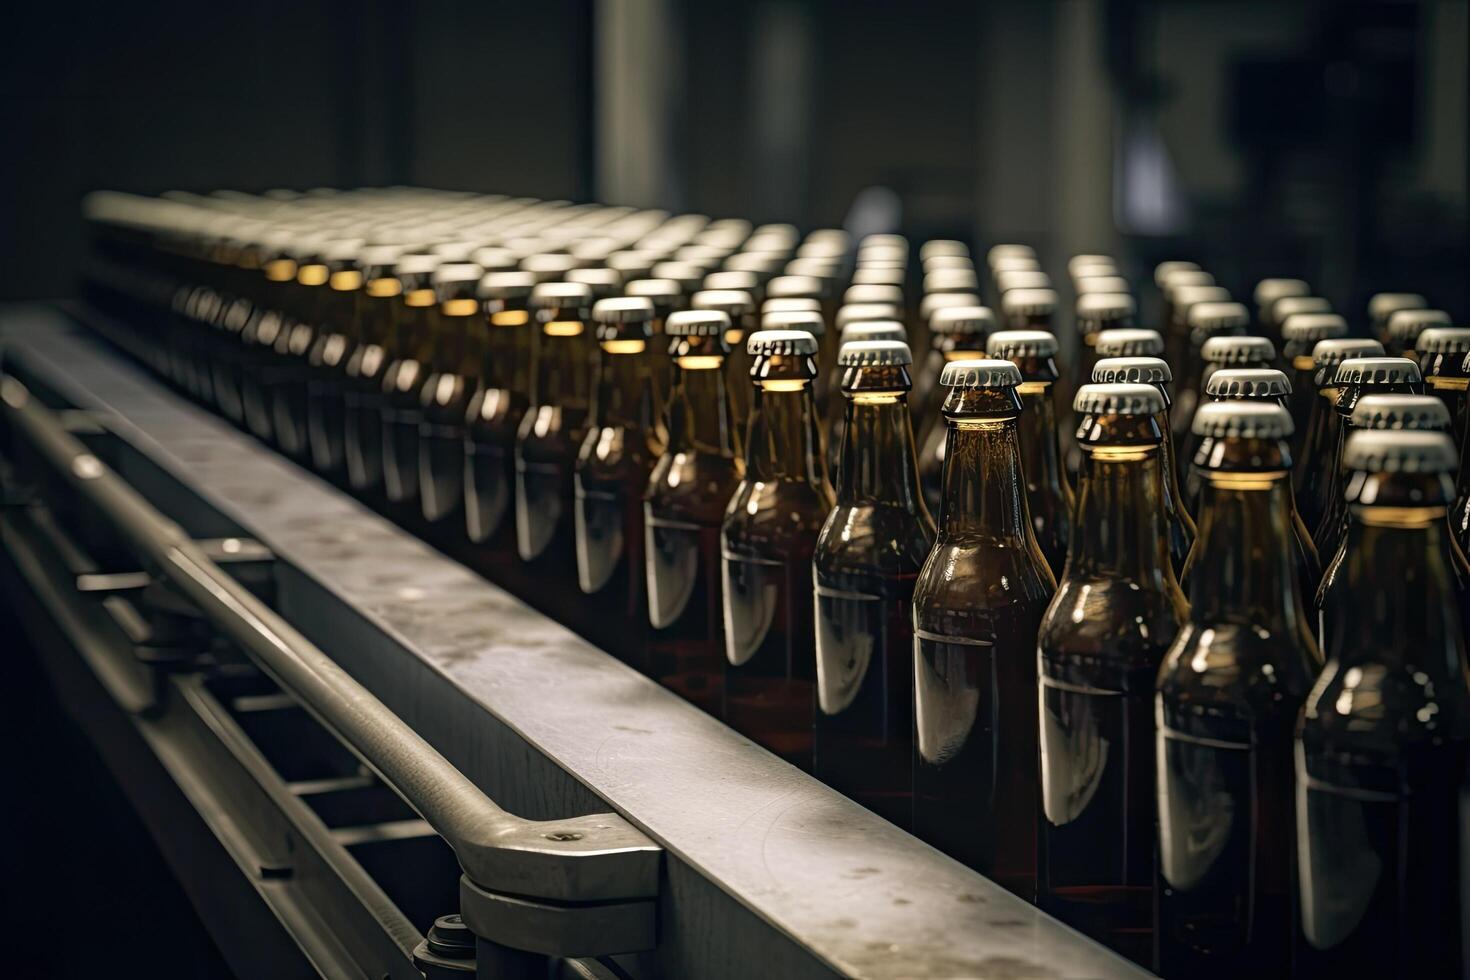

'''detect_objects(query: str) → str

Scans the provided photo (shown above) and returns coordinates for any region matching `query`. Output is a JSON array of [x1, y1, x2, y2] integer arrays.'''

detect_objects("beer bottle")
[[1417, 327, 1470, 449], [1280, 312, 1348, 446], [646, 309, 743, 715], [843, 283, 904, 311], [1074, 274, 1131, 298], [652, 260, 707, 305], [703, 269, 762, 301], [464, 271, 536, 550], [911, 299, 986, 425], [827, 319, 908, 471], [1366, 291, 1426, 346], [917, 306, 996, 511], [994, 269, 1053, 299], [1093, 327, 1165, 360], [982, 242, 1028, 266], [304, 240, 369, 477], [1157, 267, 1214, 369], [1069, 254, 1117, 279], [238, 233, 301, 444], [343, 247, 417, 495], [1313, 356, 1423, 562], [626, 277, 683, 411], [813, 339, 935, 828], [912, 357, 1054, 893], [721, 329, 835, 769], [1385, 308, 1451, 360], [851, 265, 906, 288], [1183, 332, 1277, 473], [691, 288, 757, 438], [1037, 382, 1188, 965], [514, 281, 594, 565], [1267, 295, 1330, 348], [1252, 277, 1309, 341], [1156, 401, 1321, 979], [1294, 338, 1384, 534], [1070, 292, 1133, 407], [986, 330, 1073, 579], [1171, 300, 1248, 447], [1298, 430, 1469, 977], [418, 263, 487, 525], [1001, 286, 1059, 334], [266, 237, 339, 460], [1090, 357, 1197, 573]]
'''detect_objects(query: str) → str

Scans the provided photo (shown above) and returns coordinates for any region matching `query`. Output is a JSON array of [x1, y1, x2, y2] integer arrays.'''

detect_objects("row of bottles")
[[80, 188, 1470, 977]]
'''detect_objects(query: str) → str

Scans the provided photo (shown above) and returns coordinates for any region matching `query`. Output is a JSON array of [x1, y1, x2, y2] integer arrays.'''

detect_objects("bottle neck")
[[484, 319, 532, 393], [1017, 382, 1067, 496], [837, 391, 925, 507], [591, 341, 659, 431], [667, 354, 736, 456], [937, 416, 1031, 540], [1069, 445, 1176, 583], [744, 382, 827, 486], [433, 311, 474, 373], [1190, 470, 1308, 630], [534, 325, 590, 407]]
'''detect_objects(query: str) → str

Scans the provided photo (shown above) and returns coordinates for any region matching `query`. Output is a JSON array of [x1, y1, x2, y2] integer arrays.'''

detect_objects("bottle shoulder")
[[1157, 621, 1320, 710], [814, 503, 935, 576], [1039, 575, 1186, 665]]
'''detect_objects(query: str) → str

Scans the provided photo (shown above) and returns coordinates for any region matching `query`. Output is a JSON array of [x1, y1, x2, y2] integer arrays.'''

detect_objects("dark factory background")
[[0, 1, 1465, 977]]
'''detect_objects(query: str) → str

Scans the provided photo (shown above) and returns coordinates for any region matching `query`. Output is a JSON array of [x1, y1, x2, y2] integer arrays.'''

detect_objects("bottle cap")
[[529, 280, 593, 309], [1191, 401, 1294, 440], [1253, 278, 1310, 309], [851, 266, 906, 287], [1205, 368, 1292, 399], [394, 254, 440, 277], [1281, 312, 1348, 344], [704, 270, 760, 293], [591, 296, 655, 323], [839, 339, 913, 367], [471, 246, 519, 272], [431, 262, 486, 287], [1367, 292, 1427, 325], [1162, 270, 1216, 298], [1093, 328, 1165, 357], [567, 267, 622, 298], [652, 261, 705, 292], [691, 289, 755, 316], [1387, 308, 1451, 346], [939, 358, 1022, 389], [1074, 292, 1133, 329], [990, 255, 1041, 275], [986, 330, 1058, 359], [923, 240, 970, 262], [607, 250, 657, 280], [1201, 334, 1276, 365], [1075, 275, 1132, 296], [763, 296, 822, 316], [1313, 338, 1385, 374], [1342, 430, 1457, 474], [1351, 394, 1452, 431], [761, 308, 826, 336], [477, 271, 537, 300], [924, 268, 981, 293], [521, 253, 579, 278], [920, 292, 983, 323], [1417, 327, 1470, 355], [835, 302, 902, 328], [930, 304, 996, 336], [625, 278, 682, 303], [1001, 288, 1059, 318], [839, 321, 908, 345], [1154, 260, 1201, 289], [1092, 356, 1172, 386], [1189, 301, 1251, 331], [747, 329, 818, 356], [1332, 356, 1422, 387], [994, 269, 1053, 294], [921, 254, 973, 273], [766, 274, 824, 299], [843, 283, 904, 306], [786, 257, 841, 282], [1069, 254, 1116, 277], [983, 243, 1030, 265], [666, 309, 731, 337], [724, 252, 785, 276], [1073, 382, 1167, 416], [1271, 295, 1331, 323]]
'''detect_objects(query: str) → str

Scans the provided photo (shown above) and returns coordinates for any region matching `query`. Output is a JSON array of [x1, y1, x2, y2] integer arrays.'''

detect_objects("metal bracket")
[[458, 876, 657, 959]]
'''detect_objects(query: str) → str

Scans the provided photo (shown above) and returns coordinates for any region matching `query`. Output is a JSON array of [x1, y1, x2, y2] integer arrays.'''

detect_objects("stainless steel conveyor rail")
[[0, 305, 1151, 979]]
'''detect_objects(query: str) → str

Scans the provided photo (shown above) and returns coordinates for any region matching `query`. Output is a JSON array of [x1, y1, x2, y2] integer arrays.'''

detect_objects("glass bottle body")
[[1017, 380, 1073, 578], [304, 275, 360, 476], [514, 316, 592, 566], [464, 310, 532, 550], [380, 292, 436, 505], [418, 303, 480, 524]]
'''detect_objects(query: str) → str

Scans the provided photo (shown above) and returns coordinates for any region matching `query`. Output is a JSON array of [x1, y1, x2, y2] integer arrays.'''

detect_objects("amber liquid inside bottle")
[[464, 305, 532, 551], [1299, 490, 1470, 978], [417, 296, 480, 524], [1017, 377, 1073, 579], [1156, 463, 1320, 978], [238, 257, 297, 444], [305, 267, 361, 476], [381, 284, 437, 505], [917, 343, 987, 513], [515, 309, 592, 569], [343, 275, 401, 493], [645, 344, 742, 716], [722, 365, 835, 770], [814, 374, 935, 828], [912, 387, 1054, 892], [268, 263, 325, 460], [1037, 423, 1187, 965]]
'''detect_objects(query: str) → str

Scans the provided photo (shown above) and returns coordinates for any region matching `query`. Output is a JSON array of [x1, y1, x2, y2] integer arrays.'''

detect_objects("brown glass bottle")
[[1298, 430, 1469, 978], [268, 240, 343, 462], [304, 241, 370, 477], [343, 250, 427, 495], [1279, 312, 1347, 451], [912, 293, 983, 420], [721, 329, 835, 770], [1313, 356, 1423, 562], [514, 281, 594, 568], [380, 260, 455, 507], [1184, 347, 1282, 501], [691, 288, 757, 441], [1171, 300, 1250, 451], [1069, 291, 1133, 399], [1294, 338, 1384, 534], [574, 297, 666, 667], [1090, 357, 1197, 574], [1037, 382, 1188, 966], [826, 320, 908, 477], [916, 305, 995, 512], [645, 310, 743, 716], [986, 330, 1073, 579], [463, 272, 535, 551], [626, 277, 684, 415], [912, 358, 1055, 893], [1417, 326, 1470, 448], [813, 340, 935, 828], [1156, 401, 1321, 979], [1157, 267, 1214, 373], [237, 239, 300, 444], [416, 263, 486, 525]]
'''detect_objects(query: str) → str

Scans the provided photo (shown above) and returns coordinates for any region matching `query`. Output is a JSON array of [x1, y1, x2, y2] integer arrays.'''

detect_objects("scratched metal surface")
[[1, 305, 1149, 980]]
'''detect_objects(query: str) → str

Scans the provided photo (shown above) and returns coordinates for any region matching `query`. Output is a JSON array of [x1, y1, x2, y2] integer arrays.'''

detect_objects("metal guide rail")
[[0, 305, 1148, 979]]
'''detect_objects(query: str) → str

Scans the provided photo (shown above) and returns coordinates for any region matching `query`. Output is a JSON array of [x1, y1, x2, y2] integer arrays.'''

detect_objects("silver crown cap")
[[766, 274, 823, 299], [925, 268, 981, 292], [844, 284, 903, 306], [930, 304, 996, 335], [1350, 394, 1451, 431], [1342, 430, 1457, 474], [1332, 356, 1422, 386], [1074, 292, 1133, 322], [1189, 301, 1251, 330], [839, 339, 912, 367], [983, 243, 1031, 265], [920, 292, 982, 322], [995, 270, 1053, 293], [1387, 308, 1451, 341], [1191, 401, 1294, 439], [625, 278, 681, 300], [1254, 278, 1310, 306], [1163, 270, 1216, 297], [530, 281, 593, 307], [761, 309, 826, 335], [987, 330, 1058, 358], [1418, 327, 1470, 355], [1202, 334, 1276, 364], [692, 289, 755, 315], [1205, 368, 1292, 398], [836, 302, 902, 328], [922, 239, 970, 261], [1073, 382, 1167, 416], [840, 322, 908, 345], [666, 309, 730, 337], [1281, 313, 1347, 342], [1094, 328, 1165, 357], [591, 296, 655, 322], [940, 358, 1022, 389], [1092, 356, 1172, 386], [704, 270, 759, 292], [1154, 260, 1200, 289], [747, 329, 818, 356], [1367, 292, 1427, 321], [1313, 338, 1385, 370], [1004, 288, 1061, 316], [477, 271, 537, 299]]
